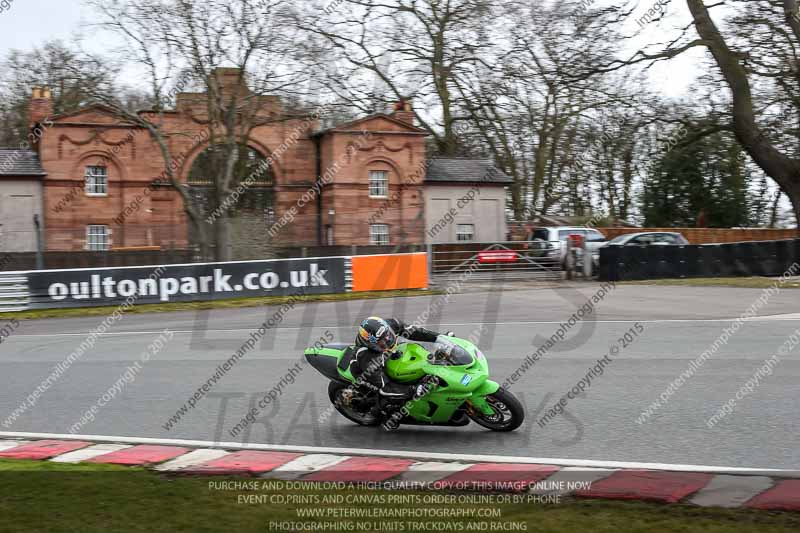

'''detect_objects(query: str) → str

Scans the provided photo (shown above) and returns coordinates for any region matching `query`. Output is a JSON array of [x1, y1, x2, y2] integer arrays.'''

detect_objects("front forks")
[[468, 379, 502, 416], [467, 396, 496, 416]]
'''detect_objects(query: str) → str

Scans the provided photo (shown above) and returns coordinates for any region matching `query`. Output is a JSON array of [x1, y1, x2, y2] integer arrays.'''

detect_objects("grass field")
[[3, 289, 435, 321], [0, 459, 797, 533]]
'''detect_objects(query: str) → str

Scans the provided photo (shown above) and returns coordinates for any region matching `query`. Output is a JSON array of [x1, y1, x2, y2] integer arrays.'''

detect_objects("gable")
[[331, 114, 427, 135], [50, 105, 132, 126]]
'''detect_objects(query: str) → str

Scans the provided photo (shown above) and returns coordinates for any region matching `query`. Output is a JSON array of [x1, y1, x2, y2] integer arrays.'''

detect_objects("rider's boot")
[[378, 381, 413, 431], [379, 378, 438, 430], [382, 408, 404, 431]]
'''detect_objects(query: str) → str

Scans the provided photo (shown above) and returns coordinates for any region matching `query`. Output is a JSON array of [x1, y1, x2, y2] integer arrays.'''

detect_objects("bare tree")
[[301, 0, 502, 156], [591, 0, 800, 225], [686, 0, 800, 225], [0, 40, 115, 146], [456, 1, 644, 221], [85, 0, 309, 259]]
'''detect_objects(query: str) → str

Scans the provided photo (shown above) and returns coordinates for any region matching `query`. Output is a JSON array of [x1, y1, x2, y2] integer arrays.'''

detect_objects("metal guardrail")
[[0, 273, 30, 312], [430, 241, 564, 282]]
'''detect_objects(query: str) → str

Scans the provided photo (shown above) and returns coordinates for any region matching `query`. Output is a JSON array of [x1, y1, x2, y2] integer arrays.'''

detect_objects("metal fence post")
[[426, 243, 433, 285], [583, 237, 592, 279], [33, 214, 44, 270], [564, 236, 575, 280]]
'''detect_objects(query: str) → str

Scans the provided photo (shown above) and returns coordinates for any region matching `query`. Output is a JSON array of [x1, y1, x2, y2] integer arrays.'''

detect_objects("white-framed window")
[[368, 170, 389, 198], [85, 166, 108, 196], [86, 225, 111, 251], [456, 224, 475, 242], [370, 224, 389, 245]]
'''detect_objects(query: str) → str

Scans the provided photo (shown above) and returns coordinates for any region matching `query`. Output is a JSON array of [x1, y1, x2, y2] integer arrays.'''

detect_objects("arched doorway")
[[187, 144, 276, 259]]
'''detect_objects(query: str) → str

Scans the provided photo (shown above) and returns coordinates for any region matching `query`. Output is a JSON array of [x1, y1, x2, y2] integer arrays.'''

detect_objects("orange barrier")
[[351, 253, 428, 292]]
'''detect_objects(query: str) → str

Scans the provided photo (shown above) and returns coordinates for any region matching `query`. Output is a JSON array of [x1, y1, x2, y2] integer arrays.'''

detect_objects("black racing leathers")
[[349, 319, 441, 398]]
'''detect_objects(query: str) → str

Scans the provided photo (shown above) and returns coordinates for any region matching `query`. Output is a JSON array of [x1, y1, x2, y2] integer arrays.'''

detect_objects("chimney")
[[391, 99, 415, 125], [212, 67, 249, 98], [29, 86, 53, 128]]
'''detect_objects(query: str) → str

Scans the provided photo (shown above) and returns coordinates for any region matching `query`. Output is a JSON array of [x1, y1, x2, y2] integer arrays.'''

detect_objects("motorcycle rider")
[[343, 317, 450, 428]]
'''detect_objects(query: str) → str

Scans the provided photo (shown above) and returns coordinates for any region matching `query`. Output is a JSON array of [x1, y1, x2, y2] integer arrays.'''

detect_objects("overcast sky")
[[0, 0, 707, 99], [0, 2, 93, 52]]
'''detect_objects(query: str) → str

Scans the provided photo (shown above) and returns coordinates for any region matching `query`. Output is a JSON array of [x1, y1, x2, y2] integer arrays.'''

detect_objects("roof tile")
[[425, 158, 511, 184], [0, 149, 46, 177]]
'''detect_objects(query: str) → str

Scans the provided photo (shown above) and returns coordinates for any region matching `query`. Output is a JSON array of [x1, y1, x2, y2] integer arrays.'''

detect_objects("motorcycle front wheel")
[[328, 381, 380, 426], [468, 388, 525, 432]]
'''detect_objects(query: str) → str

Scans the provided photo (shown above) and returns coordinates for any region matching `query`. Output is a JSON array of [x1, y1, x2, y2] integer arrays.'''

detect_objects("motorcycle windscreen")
[[429, 344, 474, 366]]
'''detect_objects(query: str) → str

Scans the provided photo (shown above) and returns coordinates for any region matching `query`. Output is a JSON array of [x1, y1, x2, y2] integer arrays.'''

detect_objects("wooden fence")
[[598, 228, 799, 244]]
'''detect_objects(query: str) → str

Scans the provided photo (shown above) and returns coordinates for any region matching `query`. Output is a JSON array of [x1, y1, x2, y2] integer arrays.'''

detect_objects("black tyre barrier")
[[598, 238, 800, 282]]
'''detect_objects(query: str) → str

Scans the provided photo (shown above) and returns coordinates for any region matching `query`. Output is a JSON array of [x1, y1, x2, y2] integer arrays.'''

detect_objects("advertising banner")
[[351, 253, 428, 292], [26, 257, 347, 309]]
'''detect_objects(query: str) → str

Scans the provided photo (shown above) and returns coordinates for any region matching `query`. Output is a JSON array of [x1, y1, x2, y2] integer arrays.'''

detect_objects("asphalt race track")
[[1, 283, 798, 469]]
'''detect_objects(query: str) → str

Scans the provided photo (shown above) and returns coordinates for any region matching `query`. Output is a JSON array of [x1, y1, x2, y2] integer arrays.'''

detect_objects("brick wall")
[[319, 115, 427, 245], [36, 86, 428, 251]]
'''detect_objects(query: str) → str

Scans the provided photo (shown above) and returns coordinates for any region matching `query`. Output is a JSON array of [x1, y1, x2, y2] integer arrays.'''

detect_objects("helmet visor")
[[375, 329, 397, 353]]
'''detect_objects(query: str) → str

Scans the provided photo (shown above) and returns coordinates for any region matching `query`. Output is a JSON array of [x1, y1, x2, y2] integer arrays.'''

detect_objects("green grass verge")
[[0, 459, 798, 533], [623, 277, 800, 289], [3, 289, 437, 321]]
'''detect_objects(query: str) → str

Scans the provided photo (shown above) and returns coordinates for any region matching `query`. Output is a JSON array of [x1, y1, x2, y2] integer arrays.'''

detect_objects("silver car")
[[527, 226, 607, 268]]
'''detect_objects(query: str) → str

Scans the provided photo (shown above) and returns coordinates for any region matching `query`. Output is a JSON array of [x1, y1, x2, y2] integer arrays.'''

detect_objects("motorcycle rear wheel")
[[328, 381, 380, 426], [468, 388, 525, 432]]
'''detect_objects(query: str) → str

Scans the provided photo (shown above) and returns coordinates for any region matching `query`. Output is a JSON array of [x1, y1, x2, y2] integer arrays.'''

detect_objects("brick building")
[[0, 68, 510, 255]]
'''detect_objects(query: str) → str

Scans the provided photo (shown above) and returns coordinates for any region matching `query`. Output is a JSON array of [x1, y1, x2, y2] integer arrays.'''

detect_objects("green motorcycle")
[[304, 336, 524, 431]]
